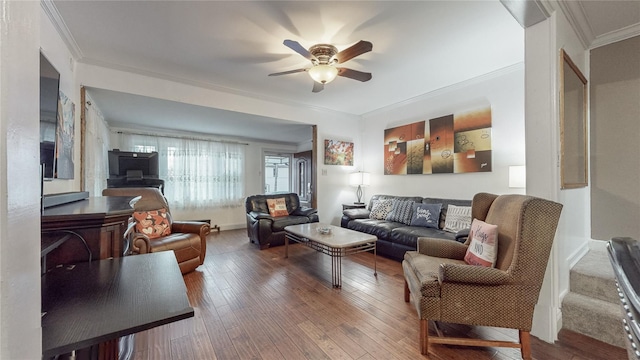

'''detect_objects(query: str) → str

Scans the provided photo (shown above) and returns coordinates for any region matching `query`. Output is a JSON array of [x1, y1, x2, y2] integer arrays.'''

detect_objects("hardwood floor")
[[131, 229, 626, 360]]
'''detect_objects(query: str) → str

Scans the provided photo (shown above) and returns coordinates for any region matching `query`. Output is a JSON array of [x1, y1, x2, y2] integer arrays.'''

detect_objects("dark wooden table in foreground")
[[42, 251, 194, 359]]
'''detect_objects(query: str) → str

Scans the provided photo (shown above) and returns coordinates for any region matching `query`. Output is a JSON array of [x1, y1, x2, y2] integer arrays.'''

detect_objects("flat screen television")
[[108, 150, 159, 179], [40, 53, 60, 180]]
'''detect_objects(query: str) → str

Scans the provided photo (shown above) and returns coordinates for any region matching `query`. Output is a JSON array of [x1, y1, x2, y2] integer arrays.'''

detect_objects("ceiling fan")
[[268, 39, 373, 93]]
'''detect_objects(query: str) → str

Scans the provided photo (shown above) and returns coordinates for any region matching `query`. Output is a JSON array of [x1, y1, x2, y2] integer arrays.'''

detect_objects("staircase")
[[561, 243, 626, 347]]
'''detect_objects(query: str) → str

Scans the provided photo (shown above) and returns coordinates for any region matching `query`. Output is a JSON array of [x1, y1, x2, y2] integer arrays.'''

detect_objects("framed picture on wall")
[[324, 139, 354, 166]]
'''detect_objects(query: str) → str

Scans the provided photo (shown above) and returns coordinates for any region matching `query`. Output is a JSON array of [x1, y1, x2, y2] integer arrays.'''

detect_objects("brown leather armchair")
[[402, 192, 563, 359], [102, 187, 210, 274]]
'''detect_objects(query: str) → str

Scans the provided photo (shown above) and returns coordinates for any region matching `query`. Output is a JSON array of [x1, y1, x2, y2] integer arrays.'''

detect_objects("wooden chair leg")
[[519, 330, 532, 360], [404, 280, 410, 302], [420, 319, 429, 355]]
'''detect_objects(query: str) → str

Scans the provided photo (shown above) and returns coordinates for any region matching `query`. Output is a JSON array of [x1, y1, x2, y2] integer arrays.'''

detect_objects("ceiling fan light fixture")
[[308, 64, 338, 84]]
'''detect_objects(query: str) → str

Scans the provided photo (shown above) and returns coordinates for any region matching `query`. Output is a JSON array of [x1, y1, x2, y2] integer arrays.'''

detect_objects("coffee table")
[[284, 223, 377, 288]]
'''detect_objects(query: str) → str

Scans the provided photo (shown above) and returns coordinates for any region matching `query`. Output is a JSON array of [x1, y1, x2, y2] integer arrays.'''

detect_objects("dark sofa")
[[341, 194, 471, 261], [246, 193, 319, 249]]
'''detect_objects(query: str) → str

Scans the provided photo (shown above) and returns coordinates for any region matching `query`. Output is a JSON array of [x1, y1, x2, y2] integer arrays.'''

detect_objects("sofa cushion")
[[410, 203, 442, 228], [391, 226, 457, 247], [386, 200, 415, 225], [369, 199, 394, 220], [443, 204, 472, 233], [347, 218, 404, 239], [464, 219, 498, 267], [271, 215, 315, 232], [133, 209, 172, 239], [267, 197, 289, 217]]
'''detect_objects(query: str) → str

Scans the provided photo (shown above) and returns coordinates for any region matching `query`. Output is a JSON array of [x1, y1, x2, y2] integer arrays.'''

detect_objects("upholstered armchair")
[[245, 193, 319, 249], [102, 187, 210, 274], [402, 192, 563, 359]]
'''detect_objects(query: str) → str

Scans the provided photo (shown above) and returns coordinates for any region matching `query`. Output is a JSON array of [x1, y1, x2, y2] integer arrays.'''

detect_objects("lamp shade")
[[350, 172, 370, 187], [509, 165, 526, 188], [308, 64, 338, 84]]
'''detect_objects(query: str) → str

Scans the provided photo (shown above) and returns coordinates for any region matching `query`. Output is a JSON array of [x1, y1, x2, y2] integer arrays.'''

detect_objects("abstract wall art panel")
[[383, 106, 492, 175]]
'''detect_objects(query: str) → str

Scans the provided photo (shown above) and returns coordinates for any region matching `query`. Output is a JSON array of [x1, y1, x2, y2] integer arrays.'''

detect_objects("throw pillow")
[[133, 208, 171, 239], [386, 200, 415, 225], [266, 198, 289, 217], [369, 199, 394, 220], [464, 219, 499, 267], [443, 204, 472, 233], [410, 203, 442, 228]]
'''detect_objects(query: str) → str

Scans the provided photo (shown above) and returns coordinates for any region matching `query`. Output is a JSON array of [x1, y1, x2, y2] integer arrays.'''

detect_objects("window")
[[118, 133, 245, 209], [264, 153, 291, 194]]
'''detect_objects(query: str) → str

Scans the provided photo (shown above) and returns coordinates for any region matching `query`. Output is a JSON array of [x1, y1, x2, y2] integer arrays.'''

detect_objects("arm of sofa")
[[131, 233, 151, 255], [342, 208, 370, 219], [455, 228, 470, 243], [417, 237, 468, 260], [291, 207, 317, 217], [248, 211, 274, 221], [172, 221, 211, 236]]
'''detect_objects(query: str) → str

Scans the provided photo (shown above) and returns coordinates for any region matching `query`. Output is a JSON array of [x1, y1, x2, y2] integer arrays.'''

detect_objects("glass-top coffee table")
[[284, 223, 377, 288]]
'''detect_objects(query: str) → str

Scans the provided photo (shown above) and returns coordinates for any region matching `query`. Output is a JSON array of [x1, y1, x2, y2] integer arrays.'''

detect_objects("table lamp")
[[349, 172, 370, 204]]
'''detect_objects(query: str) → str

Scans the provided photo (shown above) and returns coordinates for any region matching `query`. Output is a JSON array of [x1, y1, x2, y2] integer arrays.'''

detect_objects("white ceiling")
[[48, 1, 640, 144]]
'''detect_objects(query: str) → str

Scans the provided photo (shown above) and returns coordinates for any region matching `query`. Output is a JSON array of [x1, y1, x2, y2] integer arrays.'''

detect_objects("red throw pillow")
[[133, 208, 171, 239], [266, 198, 289, 217], [464, 218, 498, 267]]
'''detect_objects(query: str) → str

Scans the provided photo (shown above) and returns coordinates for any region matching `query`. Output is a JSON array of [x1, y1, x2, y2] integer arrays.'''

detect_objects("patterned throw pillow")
[[410, 203, 442, 228], [443, 204, 472, 233], [369, 199, 394, 220], [464, 219, 499, 267], [266, 198, 289, 217], [386, 200, 415, 225], [133, 208, 171, 239]]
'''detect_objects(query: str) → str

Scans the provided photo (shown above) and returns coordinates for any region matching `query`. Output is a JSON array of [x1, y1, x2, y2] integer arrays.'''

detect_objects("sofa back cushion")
[[368, 195, 423, 211], [245, 193, 301, 215], [410, 203, 442, 228], [386, 200, 415, 225], [422, 197, 472, 229]]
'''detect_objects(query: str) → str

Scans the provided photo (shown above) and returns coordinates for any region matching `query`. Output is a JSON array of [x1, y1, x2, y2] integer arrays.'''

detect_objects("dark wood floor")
[[131, 229, 626, 360]]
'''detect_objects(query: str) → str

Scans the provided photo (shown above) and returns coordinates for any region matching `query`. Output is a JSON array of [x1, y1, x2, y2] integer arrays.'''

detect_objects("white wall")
[[360, 64, 526, 200], [40, 3, 82, 195], [524, 8, 590, 342], [0, 1, 42, 358]]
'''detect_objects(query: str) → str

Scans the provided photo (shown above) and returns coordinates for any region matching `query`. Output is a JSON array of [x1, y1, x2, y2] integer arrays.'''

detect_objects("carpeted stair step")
[[562, 291, 626, 348], [569, 247, 619, 304]]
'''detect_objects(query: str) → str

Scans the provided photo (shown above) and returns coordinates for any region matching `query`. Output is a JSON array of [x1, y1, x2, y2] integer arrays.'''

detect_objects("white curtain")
[[83, 95, 110, 196], [118, 132, 245, 209]]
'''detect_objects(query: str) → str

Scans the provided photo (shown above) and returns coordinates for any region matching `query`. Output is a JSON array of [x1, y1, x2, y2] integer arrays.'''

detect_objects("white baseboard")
[[567, 241, 590, 269]]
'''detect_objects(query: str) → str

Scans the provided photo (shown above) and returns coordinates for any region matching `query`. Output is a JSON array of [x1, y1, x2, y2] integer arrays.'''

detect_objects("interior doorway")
[[294, 150, 312, 207]]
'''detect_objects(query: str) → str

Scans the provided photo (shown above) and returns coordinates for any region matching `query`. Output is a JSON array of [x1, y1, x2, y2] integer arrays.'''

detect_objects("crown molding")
[[590, 22, 640, 49], [41, 0, 83, 60], [556, 0, 593, 49]]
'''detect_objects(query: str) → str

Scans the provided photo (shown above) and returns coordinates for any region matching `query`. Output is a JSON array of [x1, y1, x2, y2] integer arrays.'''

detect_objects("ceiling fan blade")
[[283, 40, 314, 60], [312, 81, 324, 93], [335, 40, 373, 64], [268, 68, 307, 76], [337, 68, 372, 82]]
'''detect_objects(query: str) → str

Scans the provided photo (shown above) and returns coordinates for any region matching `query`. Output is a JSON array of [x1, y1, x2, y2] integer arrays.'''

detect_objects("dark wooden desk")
[[41, 252, 194, 359]]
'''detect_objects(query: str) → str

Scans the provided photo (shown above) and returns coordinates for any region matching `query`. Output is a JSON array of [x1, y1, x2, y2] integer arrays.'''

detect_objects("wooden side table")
[[342, 203, 367, 211]]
